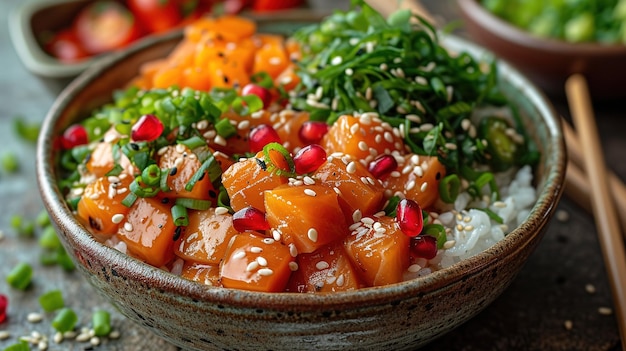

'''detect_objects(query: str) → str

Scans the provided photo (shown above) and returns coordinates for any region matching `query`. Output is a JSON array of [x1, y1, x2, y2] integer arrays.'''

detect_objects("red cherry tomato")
[[251, 0, 303, 12], [127, 0, 183, 34], [74, 1, 142, 55], [44, 29, 88, 62]]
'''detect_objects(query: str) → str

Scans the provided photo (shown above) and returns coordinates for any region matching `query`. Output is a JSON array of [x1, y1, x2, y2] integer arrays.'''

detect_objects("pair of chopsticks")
[[565, 75, 626, 349]]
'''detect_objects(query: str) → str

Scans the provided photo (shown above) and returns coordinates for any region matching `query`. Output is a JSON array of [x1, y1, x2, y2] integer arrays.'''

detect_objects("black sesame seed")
[[170, 167, 178, 176], [255, 158, 267, 171], [173, 226, 183, 241], [130, 143, 140, 151]]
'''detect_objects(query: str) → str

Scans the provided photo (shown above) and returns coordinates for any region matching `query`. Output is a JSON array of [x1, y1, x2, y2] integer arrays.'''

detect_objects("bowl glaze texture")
[[36, 30, 566, 350], [459, 0, 626, 98]]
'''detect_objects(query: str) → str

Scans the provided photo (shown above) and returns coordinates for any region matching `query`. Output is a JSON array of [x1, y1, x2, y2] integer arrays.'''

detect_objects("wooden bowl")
[[458, 0, 626, 98], [36, 29, 566, 350]]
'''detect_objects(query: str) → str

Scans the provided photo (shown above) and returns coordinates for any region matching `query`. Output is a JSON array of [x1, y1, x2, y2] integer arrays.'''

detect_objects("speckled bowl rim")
[[458, 0, 626, 57], [36, 29, 566, 312]]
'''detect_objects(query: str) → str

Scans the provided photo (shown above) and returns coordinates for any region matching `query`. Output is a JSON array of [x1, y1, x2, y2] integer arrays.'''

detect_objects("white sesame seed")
[[598, 307, 613, 315], [269, 57, 282, 65], [123, 222, 133, 232], [358, 141, 368, 151], [303, 176, 315, 185], [214, 135, 227, 146], [304, 188, 317, 197], [109, 330, 121, 339], [0, 331, 10, 340], [63, 331, 77, 339], [246, 261, 260, 272], [111, 214, 125, 224], [336, 274, 345, 287], [263, 238, 275, 244], [215, 207, 229, 216], [90, 336, 101, 346], [349, 222, 363, 231], [233, 251, 246, 259], [408, 264, 422, 273], [345, 68, 354, 76], [38, 340, 48, 350], [331, 56, 343, 65], [53, 332, 63, 344], [237, 120, 250, 130], [556, 209, 570, 222], [420, 182, 428, 193], [308, 228, 318, 242], [346, 161, 357, 174], [361, 217, 375, 225], [289, 261, 299, 271], [76, 333, 91, 342], [406, 180, 416, 191], [564, 320, 573, 330], [250, 246, 263, 254], [585, 283, 596, 294], [258, 268, 274, 276], [380, 63, 388, 71], [443, 240, 456, 249], [352, 209, 363, 223], [493, 201, 506, 208], [289, 243, 298, 257], [333, 187, 343, 196], [349, 123, 360, 134], [272, 230, 281, 241], [316, 261, 330, 270], [445, 142, 457, 150], [27, 313, 43, 323], [256, 256, 268, 266]]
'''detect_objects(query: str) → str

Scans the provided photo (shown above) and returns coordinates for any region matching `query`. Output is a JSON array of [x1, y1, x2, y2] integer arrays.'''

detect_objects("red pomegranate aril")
[[61, 124, 88, 149], [232, 206, 270, 232], [294, 144, 327, 174], [396, 198, 423, 237], [249, 124, 281, 153], [242, 83, 272, 108], [298, 121, 329, 145], [411, 235, 438, 259], [0, 294, 7, 323], [131, 114, 164, 142], [368, 154, 398, 179]]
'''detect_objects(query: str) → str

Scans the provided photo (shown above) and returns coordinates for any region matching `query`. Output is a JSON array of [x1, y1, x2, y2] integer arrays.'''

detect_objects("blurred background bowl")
[[458, 0, 626, 99], [36, 24, 566, 351]]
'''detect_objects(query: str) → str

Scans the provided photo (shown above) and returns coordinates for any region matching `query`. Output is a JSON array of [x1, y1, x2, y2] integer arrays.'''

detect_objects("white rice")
[[437, 165, 536, 269]]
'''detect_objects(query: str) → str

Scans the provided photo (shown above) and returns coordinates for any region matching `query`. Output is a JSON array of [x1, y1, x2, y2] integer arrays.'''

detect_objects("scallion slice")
[[439, 174, 461, 203], [171, 204, 189, 227], [262, 142, 296, 177], [52, 308, 78, 333], [6, 262, 32, 290], [175, 198, 211, 211], [39, 290, 64, 312]]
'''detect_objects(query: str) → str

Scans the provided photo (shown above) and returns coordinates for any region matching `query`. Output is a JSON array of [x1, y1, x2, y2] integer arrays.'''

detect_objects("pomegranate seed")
[[298, 121, 329, 145], [396, 199, 423, 237], [411, 235, 438, 259], [0, 294, 7, 323], [61, 124, 88, 149], [368, 155, 398, 179], [294, 144, 327, 174], [232, 206, 270, 232], [249, 124, 281, 153], [242, 83, 272, 108], [131, 114, 164, 142]]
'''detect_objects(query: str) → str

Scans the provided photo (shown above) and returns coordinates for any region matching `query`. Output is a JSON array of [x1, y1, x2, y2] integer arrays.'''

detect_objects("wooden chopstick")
[[562, 119, 626, 234], [566, 74, 626, 349]]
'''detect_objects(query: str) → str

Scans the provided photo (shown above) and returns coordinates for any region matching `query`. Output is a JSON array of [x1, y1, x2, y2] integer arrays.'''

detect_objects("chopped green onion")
[[121, 192, 138, 207], [3, 340, 30, 351], [13, 117, 40, 143], [262, 142, 296, 177], [185, 155, 221, 191], [178, 135, 207, 150], [141, 165, 161, 186], [171, 204, 189, 226], [1, 152, 19, 173], [478, 207, 504, 224], [130, 177, 160, 197], [216, 186, 233, 213], [105, 164, 124, 177], [439, 174, 461, 203], [92, 310, 112, 336], [422, 224, 447, 249], [36, 209, 51, 227], [175, 198, 211, 211], [383, 196, 401, 217], [214, 118, 237, 138], [39, 290, 65, 312], [56, 248, 76, 272], [6, 262, 33, 290], [160, 168, 171, 192], [52, 308, 78, 332], [39, 226, 62, 250]]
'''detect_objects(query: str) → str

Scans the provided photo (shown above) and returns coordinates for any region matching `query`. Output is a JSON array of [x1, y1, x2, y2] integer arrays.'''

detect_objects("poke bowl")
[[36, 5, 566, 351]]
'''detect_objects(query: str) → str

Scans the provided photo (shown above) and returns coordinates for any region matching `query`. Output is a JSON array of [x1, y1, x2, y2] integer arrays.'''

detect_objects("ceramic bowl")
[[458, 0, 626, 98], [36, 28, 566, 350]]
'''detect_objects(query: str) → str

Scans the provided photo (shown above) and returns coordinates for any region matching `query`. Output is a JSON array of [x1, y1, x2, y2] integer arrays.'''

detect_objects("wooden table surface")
[[0, 0, 623, 350]]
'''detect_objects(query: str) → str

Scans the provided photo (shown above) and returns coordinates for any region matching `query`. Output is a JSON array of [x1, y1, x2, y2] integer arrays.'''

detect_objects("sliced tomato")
[[127, 0, 182, 34], [44, 29, 89, 62], [74, 1, 141, 55]]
